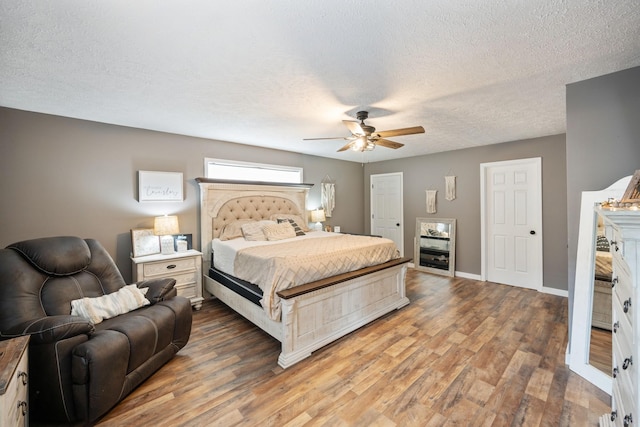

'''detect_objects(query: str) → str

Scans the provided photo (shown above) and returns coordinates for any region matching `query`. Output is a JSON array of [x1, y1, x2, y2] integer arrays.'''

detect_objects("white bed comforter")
[[212, 232, 400, 320]]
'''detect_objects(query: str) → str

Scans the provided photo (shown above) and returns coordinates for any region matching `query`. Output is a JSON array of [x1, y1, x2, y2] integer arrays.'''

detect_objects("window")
[[204, 158, 303, 183]]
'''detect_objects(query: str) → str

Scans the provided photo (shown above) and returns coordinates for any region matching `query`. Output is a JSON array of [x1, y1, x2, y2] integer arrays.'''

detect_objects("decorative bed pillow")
[[263, 222, 297, 241], [71, 285, 150, 324], [241, 220, 275, 241], [277, 218, 305, 236], [270, 214, 310, 232], [596, 235, 610, 252], [220, 219, 254, 241]]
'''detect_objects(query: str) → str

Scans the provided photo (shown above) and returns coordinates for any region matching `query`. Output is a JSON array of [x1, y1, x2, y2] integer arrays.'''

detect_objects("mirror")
[[414, 218, 456, 277], [569, 175, 631, 393], [589, 213, 613, 375]]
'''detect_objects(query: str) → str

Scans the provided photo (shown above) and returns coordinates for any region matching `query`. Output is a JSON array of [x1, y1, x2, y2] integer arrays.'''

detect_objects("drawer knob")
[[166, 264, 177, 270], [17, 400, 27, 416], [18, 370, 27, 385], [612, 277, 618, 288], [611, 240, 619, 251], [624, 413, 633, 427], [613, 367, 619, 378], [612, 411, 617, 421], [614, 321, 620, 333], [624, 298, 632, 313], [623, 356, 633, 370]]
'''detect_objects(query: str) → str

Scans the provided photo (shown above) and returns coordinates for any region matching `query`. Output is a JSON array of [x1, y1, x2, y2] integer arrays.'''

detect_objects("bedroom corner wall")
[[363, 134, 568, 291], [0, 108, 364, 281]]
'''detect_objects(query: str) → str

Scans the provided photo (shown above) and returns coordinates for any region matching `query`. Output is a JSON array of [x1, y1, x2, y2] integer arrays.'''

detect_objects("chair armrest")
[[136, 278, 177, 303], [0, 315, 94, 344]]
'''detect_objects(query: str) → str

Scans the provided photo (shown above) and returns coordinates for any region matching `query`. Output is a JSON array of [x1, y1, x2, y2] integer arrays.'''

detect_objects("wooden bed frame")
[[196, 178, 410, 368]]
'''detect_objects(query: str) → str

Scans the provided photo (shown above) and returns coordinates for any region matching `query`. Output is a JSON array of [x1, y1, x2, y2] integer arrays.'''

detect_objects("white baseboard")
[[454, 271, 482, 280], [540, 286, 568, 298], [410, 266, 569, 298]]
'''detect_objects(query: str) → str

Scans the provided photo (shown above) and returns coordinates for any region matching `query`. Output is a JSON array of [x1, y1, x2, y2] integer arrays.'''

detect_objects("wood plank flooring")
[[590, 327, 612, 375], [93, 269, 611, 426]]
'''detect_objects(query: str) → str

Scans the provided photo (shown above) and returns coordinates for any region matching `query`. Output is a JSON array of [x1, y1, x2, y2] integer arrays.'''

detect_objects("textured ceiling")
[[1, 1, 639, 163]]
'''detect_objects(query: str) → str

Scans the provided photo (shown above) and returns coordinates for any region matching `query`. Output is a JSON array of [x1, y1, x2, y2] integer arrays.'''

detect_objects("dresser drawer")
[[176, 283, 197, 299], [169, 270, 198, 286], [1, 343, 28, 427], [143, 257, 196, 277], [613, 303, 633, 348], [613, 330, 635, 387], [613, 273, 633, 327], [612, 382, 633, 427]]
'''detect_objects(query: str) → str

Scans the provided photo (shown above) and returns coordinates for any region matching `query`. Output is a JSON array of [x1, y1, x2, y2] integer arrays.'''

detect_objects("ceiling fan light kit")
[[304, 111, 425, 153], [352, 136, 375, 152]]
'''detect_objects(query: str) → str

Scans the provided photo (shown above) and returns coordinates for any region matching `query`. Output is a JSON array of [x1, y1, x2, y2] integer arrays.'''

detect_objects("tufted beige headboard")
[[213, 196, 302, 238], [196, 178, 313, 268]]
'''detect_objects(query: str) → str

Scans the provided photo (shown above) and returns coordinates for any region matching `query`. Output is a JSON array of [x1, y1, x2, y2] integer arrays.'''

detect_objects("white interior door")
[[481, 158, 542, 290], [371, 173, 403, 256]]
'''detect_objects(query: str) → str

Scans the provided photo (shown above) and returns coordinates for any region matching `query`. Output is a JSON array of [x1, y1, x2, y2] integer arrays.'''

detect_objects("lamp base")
[[160, 235, 175, 255]]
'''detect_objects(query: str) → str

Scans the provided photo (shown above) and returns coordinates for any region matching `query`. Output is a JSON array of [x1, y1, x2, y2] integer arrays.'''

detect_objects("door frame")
[[370, 172, 404, 257], [480, 157, 543, 289]]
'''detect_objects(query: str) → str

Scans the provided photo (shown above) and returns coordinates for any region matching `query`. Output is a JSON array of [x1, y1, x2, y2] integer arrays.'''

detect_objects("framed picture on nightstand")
[[131, 228, 160, 257], [172, 234, 192, 252]]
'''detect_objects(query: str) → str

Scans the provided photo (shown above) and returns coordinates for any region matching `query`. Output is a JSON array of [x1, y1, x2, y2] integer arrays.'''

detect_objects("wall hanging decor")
[[321, 174, 335, 217], [138, 171, 183, 202], [426, 190, 437, 213], [445, 175, 456, 201]]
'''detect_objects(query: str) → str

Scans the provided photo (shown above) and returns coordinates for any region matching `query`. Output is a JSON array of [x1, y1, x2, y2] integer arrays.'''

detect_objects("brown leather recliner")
[[0, 236, 192, 424]]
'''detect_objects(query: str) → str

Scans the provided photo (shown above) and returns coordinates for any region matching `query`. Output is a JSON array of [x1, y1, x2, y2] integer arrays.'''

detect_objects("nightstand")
[[132, 250, 204, 310], [0, 335, 29, 426]]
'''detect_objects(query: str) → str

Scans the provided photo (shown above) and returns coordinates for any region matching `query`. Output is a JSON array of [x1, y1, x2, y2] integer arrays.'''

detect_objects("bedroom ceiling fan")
[[304, 111, 425, 152]]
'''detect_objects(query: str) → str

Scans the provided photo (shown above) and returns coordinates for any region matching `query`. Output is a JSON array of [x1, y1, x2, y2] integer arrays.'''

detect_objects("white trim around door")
[[481, 158, 543, 291], [370, 172, 404, 257]]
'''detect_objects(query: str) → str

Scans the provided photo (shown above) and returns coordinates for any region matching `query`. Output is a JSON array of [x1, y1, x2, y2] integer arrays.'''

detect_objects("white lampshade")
[[153, 215, 180, 236], [310, 209, 326, 223]]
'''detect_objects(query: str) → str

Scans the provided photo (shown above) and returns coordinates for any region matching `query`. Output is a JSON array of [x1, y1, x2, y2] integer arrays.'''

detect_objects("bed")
[[196, 178, 411, 368]]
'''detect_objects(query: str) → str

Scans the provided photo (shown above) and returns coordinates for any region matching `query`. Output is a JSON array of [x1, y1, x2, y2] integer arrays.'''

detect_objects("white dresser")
[[598, 208, 640, 427], [0, 335, 29, 427]]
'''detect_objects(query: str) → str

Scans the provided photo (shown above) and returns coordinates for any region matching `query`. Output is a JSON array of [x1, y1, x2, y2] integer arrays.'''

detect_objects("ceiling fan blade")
[[337, 141, 356, 152], [375, 138, 404, 149], [342, 120, 364, 135], [303, 137, 349, 141], [374, 126, 425, 138]]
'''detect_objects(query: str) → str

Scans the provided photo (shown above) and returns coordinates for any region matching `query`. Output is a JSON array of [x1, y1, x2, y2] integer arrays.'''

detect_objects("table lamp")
[[154, 215, 179, 255], [310, 209, 325, 231]]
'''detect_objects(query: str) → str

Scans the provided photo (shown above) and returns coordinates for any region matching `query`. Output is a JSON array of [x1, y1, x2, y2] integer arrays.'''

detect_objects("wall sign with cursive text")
[[138, 171, 183, 202]]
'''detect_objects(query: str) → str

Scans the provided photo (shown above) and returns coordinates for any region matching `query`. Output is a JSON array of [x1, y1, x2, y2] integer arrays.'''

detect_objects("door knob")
[[530, 230, 536, 235]]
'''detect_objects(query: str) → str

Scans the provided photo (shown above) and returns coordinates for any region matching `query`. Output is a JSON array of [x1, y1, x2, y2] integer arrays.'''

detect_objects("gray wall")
[[0, 108, 364, 281], [566, 66, 640, 297], [364, 134, 569, 291]]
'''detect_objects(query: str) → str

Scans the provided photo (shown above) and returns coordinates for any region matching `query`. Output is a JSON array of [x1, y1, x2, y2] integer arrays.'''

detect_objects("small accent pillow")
[[277, 218, 305, 236], [270, 214, 310, 232], [71, 285, 150, 324], [220, 219, 254, 241], [263, 222, 296, 241], [596, 235, 610, 252], [241, 220, 275, 241]]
